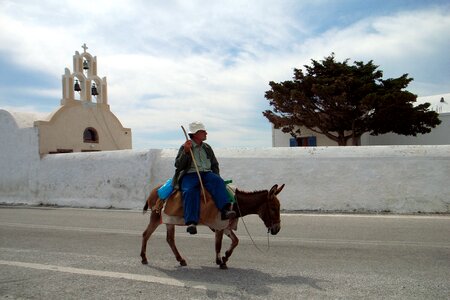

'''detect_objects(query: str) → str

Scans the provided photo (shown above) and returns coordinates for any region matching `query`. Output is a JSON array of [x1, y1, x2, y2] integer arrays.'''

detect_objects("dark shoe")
[[221, 210, 236, 220], [186, 224, 197, 235]]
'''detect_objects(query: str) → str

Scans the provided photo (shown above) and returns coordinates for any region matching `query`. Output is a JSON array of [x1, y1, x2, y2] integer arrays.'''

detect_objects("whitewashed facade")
[[0, 45, 131, 156]]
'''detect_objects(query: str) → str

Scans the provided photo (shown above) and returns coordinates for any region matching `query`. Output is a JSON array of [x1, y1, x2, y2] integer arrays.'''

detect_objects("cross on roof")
[[82, 43, 88, 53]]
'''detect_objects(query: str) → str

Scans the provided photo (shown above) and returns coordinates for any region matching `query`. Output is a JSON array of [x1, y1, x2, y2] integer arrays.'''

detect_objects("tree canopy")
[[263, 54, 441, 146]]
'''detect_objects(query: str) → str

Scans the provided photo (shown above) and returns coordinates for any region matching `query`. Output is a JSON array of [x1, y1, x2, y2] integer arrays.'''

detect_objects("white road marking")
[[270, 237, 450, 248], [1, 222, 448, 248], [0, 260, 207, 290], [0, 222, 146, 235], [282, 213, 450, 219]]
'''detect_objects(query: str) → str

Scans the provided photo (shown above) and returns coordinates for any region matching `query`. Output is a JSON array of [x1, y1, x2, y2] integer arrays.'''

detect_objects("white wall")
[[217, 146, 449, 213], [361, 113, 450, 145], [1, 142, 449, 213], [0, 110, 41, 202]]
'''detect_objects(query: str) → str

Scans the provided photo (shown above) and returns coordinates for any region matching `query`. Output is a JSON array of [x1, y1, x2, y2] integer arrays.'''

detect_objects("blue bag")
[[157, 178, 174, 200]]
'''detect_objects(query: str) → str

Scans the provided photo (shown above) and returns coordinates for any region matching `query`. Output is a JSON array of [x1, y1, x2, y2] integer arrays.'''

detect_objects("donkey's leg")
[[166, 224, 187, 266], [215, 230, 225, 266], [220, 230, 239, 270], [140, 210, 161, 264]]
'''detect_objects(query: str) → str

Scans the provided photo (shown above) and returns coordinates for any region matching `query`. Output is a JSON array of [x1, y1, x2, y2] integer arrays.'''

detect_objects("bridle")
[[262, 192, 280, 234], [234, 189, 280, 253]]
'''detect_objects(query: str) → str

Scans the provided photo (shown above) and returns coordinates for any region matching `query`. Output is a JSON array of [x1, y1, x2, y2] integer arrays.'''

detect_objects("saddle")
[[153, 186, 238, 231]]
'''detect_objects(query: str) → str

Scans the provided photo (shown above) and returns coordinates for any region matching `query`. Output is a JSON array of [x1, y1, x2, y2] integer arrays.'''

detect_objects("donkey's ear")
[[269, 184, 278, 196], [275, 184, 285, 195]]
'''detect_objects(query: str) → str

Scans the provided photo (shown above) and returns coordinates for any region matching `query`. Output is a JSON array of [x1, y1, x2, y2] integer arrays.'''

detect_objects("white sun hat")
[[188, 121, 206, 134]]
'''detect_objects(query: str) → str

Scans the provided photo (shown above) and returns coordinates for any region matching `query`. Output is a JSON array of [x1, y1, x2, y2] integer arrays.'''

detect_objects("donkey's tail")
[[143, 185, 160, 215], [143, 200, 149, 214], [143, 191, 152, 214]]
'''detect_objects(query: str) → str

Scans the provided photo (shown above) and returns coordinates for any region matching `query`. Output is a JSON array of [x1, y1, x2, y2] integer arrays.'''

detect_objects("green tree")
[[263, 54, 441, 146]]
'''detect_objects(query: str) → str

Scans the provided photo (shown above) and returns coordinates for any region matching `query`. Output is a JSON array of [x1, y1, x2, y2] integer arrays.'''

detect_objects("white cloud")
[[296, 8, 450, 92]]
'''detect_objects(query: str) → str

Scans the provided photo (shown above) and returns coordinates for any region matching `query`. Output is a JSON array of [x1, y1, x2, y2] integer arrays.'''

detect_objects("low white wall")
[[1, 146, 449, 213], [220, 146, 450, 213]]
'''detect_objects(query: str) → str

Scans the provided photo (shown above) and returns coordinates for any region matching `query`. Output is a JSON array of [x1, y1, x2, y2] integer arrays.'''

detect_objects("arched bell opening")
[[73, 74, 85, 101], [90, 78, 101, 103]]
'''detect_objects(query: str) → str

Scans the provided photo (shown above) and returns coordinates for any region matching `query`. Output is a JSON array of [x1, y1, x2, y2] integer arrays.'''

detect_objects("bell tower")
[[33, 43, 131, 155], [61, 43, 108, 106]]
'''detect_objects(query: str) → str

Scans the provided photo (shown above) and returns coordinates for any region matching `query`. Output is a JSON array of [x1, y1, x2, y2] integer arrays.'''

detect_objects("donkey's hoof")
[[141, 259, 148, 265], [179, 259, 187, 266], [219, 263, 228, 270]]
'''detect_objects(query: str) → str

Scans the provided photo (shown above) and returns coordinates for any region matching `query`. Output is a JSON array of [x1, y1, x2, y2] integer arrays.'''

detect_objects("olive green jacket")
[[172, 142, 220, 189]]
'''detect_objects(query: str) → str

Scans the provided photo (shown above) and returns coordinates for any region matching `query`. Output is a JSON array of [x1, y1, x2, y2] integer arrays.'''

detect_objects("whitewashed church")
[[0, 44, 132, 157]]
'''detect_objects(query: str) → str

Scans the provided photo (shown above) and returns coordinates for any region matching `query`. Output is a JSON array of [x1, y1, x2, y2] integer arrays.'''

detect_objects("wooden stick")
[[181, 126, 207, 204]]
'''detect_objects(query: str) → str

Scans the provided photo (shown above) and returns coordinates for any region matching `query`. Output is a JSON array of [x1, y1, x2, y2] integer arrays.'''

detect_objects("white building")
[[272, 93, 450, 147], [0, 45, 132, 156]]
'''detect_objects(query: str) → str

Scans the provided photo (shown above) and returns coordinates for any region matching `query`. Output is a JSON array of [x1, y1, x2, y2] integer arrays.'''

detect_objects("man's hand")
[[183, 140, 192, 153]]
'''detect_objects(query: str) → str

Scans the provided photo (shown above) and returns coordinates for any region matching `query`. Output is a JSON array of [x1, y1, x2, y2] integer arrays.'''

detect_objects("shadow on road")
[[147, 264, 326, 297]]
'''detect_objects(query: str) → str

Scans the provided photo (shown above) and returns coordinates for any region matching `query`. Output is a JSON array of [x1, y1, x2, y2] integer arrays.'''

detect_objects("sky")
[[1, 0, 449, 150]]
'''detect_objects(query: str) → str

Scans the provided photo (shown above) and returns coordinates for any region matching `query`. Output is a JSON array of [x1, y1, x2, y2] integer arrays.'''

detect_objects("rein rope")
[[234, 192, 272, 254]]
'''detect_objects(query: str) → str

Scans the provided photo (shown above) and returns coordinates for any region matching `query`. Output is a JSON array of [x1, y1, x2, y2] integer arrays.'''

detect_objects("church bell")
[[83, 60, 89, 70], [74, 79, 81, 92], [91, 83, 98, 96]]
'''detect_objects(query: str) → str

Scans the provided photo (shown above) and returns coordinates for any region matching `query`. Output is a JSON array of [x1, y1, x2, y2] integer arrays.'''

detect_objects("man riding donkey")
[[172, 121, 236, 235]]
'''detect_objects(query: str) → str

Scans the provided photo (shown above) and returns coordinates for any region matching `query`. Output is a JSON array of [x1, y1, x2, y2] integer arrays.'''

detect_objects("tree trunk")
[[351, 135, 361, 146], [337, 132, 347, 146]]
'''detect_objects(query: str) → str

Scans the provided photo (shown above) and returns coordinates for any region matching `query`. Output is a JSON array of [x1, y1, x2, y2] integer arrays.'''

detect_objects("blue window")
[[290, 136, 317, 147]]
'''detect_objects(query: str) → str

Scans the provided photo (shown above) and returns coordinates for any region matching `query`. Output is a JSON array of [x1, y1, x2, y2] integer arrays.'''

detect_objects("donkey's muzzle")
[[270, 223, 280, 235]]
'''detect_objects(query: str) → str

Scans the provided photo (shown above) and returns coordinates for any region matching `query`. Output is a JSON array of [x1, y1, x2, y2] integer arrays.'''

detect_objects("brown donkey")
[[140, 184, 284, 269]]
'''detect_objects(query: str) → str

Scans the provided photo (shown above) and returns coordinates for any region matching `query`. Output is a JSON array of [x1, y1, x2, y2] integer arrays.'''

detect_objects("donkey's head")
[[259, 184, 285, 235]]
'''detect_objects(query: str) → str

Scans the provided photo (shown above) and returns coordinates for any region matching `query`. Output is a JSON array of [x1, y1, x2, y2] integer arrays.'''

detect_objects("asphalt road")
[[0, 206, 449, 299]]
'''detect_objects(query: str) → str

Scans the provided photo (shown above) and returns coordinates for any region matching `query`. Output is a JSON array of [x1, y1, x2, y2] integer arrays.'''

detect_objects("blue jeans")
[[180, 172, 230, 225]]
